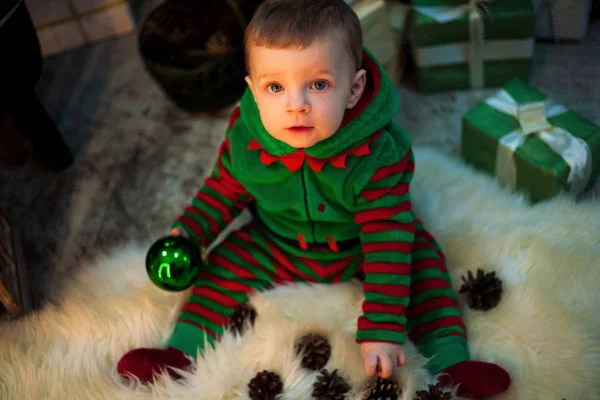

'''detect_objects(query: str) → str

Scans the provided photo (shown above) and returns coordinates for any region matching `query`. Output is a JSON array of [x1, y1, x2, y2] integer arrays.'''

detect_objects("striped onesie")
[[167, 50, 470, 376]]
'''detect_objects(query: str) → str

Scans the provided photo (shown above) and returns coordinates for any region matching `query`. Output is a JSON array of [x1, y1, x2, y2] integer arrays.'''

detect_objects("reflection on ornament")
[[146, 235, 204, 291]]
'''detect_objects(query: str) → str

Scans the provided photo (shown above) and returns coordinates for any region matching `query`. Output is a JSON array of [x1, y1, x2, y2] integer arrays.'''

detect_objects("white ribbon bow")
[[414, 0, 492, 26], [485, 89, 593, 195]]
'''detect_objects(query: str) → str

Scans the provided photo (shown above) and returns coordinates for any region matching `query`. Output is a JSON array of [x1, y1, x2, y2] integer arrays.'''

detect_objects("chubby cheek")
[[315, 98, 346, 136], [256, 97, 281, 129]]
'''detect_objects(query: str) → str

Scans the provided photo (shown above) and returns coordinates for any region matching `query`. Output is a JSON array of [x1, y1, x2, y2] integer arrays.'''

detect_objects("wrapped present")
[[461, 78, 600, 203], [533, 0, 592, 42], [409, 0, 535, 92], [24, 0, 135, 57], [352, 0, 402, 84]]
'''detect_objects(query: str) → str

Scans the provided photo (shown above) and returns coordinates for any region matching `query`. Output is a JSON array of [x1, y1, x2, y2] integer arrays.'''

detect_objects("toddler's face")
[[245, 38, 365, 149]]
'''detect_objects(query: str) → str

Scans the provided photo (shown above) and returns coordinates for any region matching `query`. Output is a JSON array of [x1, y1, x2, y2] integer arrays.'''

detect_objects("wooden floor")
[[1, 3, 599, 311]]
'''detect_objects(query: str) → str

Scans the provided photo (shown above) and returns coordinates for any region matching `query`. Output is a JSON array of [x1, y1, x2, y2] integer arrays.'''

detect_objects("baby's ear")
[[347, 69, 367, 109], [245, 76, 255, 94]]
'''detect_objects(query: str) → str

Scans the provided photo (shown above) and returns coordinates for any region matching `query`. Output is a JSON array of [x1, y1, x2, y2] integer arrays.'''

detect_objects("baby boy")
[[117, 0, 511, 397]]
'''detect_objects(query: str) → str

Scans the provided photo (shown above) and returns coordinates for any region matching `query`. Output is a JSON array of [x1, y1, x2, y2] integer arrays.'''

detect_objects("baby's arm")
[[172, 109, 254, 245], [353, 146, 416, 347]]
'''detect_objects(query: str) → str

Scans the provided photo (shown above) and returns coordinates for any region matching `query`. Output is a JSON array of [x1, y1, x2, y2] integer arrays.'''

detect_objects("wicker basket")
[[138, 0, 263, 112]]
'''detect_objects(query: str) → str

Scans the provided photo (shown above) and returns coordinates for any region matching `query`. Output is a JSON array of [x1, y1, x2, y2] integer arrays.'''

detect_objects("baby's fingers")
[[364, 354, 378, 377], [397, 349, 406, 367], [378, 355, 394, 379]]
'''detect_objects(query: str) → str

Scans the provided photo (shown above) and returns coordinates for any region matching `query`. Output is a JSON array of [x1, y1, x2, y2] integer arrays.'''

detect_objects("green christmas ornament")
[[146, 236, 205, 291]]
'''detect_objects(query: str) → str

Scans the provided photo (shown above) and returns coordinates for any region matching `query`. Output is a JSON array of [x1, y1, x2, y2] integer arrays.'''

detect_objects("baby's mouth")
[[287, 126, 313, 133]]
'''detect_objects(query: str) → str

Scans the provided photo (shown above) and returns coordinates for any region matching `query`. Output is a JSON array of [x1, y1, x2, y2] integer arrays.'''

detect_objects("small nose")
[[286, 89, 310, 113]]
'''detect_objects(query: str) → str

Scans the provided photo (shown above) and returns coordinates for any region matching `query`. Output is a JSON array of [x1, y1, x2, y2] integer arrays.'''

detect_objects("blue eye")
[[268, 83, 283, 93], [312, 81, 329, 90]]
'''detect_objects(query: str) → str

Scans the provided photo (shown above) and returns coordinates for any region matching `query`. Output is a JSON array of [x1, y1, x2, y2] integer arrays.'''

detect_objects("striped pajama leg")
[[405, 219, 470, 375], [167, 222, 363, 358]]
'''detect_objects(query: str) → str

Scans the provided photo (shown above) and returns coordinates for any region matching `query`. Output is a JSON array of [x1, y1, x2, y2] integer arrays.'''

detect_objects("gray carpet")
[[1, 3, 599, 311]]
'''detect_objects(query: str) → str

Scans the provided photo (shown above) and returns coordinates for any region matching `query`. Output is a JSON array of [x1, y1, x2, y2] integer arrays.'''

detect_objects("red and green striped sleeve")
[[353, 147, 416, 345], [172, 108, 254, 245]]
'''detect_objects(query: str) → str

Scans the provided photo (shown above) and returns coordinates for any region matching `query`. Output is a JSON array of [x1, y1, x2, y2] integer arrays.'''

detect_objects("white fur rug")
[[1, 147, 599, 400]]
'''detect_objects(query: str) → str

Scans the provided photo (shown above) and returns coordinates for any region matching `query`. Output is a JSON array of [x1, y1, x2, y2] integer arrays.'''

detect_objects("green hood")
[[239, 46, 399, 158]]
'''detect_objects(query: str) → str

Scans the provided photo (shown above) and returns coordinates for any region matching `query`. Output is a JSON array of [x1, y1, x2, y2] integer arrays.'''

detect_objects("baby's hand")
[[171, 228, 189, 238], [360, 342, 406, 379]]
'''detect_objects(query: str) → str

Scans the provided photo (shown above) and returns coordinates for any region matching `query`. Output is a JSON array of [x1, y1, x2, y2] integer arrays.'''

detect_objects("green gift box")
[[410, 0, 535, 92], [461, 79, 600, 203]]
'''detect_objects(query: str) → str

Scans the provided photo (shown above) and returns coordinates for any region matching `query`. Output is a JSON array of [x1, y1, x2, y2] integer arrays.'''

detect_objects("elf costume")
[[117, 48, 510, 398]]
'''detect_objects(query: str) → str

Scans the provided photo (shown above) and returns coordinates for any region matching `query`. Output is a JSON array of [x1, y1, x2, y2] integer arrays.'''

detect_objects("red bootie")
[[117, 347, 194, 384], [438, 360, 511, 398]]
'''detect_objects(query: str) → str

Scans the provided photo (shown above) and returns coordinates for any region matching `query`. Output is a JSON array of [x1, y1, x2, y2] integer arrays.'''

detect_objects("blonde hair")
[[244, 0, 363, 73]]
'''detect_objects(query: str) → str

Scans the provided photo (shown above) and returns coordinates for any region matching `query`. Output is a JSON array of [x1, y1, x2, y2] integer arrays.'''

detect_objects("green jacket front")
[[174, 48, 416, 345]]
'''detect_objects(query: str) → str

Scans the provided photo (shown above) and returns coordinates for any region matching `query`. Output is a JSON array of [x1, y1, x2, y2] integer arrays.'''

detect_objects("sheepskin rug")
[[1, 147, 599, 400]]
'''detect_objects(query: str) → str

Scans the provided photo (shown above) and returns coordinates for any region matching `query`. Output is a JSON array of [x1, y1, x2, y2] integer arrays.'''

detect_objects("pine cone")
[[295, 334, 331, 370], [312, 369, 351, 400], [228, 303, 257, 335], [248, 370, 283, 400], [414, 383, 452, 400], [459, 269, 503, 311], [364, 376, 401, 400]]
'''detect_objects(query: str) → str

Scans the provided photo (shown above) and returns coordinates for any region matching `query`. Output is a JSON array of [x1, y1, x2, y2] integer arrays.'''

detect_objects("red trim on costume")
[[297, 233, 308, 250], [326, 235, 339, 252], [229, 107, 241, 130], [247, 131, 382, 172]]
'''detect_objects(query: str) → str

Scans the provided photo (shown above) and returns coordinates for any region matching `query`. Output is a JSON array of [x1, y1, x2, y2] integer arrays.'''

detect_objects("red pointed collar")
[[247, 131, 382, 173]]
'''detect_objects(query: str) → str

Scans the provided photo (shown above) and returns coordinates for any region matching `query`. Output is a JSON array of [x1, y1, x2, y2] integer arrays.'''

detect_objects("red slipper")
[[117, 347, 194, 384], [438, 360, 511, 398]]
